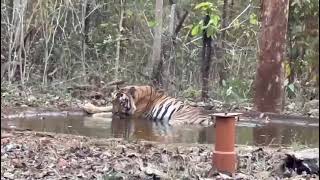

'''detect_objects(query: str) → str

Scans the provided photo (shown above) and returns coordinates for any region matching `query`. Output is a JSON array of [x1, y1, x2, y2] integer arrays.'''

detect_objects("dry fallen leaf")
[[58, 158, 68, 169], [40, 137, 51, 145], [12, 158, 26, 168], [1, 138, 10, 145]]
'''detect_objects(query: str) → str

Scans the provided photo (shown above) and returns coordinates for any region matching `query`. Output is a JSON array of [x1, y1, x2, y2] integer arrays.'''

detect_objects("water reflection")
[[253, 124, 320, 147], [1, 116, 319, 147]]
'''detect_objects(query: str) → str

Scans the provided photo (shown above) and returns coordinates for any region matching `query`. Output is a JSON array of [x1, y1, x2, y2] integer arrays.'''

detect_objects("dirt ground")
[[1, 130, 318, 180]]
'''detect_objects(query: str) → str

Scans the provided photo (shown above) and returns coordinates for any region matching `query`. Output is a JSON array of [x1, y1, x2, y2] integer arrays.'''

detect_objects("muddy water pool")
[[1, 115, 319, 147]]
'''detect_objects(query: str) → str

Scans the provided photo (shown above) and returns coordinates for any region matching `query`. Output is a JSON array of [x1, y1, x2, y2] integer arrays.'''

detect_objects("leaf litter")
[[1, 130, 318, 180]]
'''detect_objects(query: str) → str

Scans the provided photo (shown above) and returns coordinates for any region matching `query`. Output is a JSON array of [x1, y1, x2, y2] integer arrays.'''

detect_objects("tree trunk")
[[8, 0, 28, 84], [217, 0, 228, 86], [115, 0, 124, 80], [201, 15, 213, 101], [254, 0, 289, 113], [287, 2, 294, 84], [81, 0, 88, 82], [150, 0, 163, 87], [162, 1, 176, 93]]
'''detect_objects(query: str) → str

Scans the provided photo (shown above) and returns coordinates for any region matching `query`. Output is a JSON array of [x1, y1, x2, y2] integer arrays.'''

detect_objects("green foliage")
[[287, 84, 295, 94], [288, 0, 319, 88], [191, 23, 201, 36], [147, 20, 158, 28], [0, 0, 318, 105], [191, 2, 221, 38], [217, 78, 253, 103], [182, 86, 201, 99], [249, 13, 258, 25], [194, 2, 217, 14]]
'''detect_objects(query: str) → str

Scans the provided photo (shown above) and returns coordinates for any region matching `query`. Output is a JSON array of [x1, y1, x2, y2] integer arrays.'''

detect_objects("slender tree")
[[150, 0, 163, 87], [115, 0, 125, 80], [201, 14, 213, 101]]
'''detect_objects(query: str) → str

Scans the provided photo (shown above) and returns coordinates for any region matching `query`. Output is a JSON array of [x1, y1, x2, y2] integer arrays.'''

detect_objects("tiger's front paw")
[[82, 103, 98, 114]]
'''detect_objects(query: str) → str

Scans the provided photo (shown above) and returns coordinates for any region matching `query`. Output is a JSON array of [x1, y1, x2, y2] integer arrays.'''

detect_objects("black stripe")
[[149, 106, 156, 116], [166, 101, 181, 121], [168, 108, 176, 120], [145, 86, 155, 120], [149, 104, 159, 121], [159, 101, 173, 121], [150, 97, 168, 115], [153, 99, 169, 121], [176, 104, 184, 112]]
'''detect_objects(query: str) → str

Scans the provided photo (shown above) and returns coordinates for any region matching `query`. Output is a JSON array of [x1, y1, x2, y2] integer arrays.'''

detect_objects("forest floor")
[[1, 130, 319, 180], [1, 83, 319, 179]]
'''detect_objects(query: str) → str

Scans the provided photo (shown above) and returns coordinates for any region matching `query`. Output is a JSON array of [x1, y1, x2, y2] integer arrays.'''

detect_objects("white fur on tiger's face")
[[112, 91, 136, 117], [112, 85, 213, 126]]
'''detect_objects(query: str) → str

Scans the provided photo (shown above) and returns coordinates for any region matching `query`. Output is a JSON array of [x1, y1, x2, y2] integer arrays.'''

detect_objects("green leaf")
[[194, 2, 213, 11], [211, 15, 220, 27], [206, 25, 217, 38], [249, 13, 258, 25], [288, 84, 295, 93], [226, 86, 233, 96], [206, 25, 214, 37], [148, 20, 158, 28], [284, 61, 291, 78], [191, 24, 201, 36]]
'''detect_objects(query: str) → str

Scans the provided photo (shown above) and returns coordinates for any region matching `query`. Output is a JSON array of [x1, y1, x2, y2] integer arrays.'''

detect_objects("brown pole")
[[211, 113, 241, 175]]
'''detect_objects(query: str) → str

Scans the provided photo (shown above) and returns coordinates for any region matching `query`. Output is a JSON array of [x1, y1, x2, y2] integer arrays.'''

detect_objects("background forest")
[[1, 0, 319, 114]]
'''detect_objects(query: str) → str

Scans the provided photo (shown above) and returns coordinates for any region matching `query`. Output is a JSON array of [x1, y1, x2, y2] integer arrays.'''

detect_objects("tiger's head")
[[111, 86, 137, 118]]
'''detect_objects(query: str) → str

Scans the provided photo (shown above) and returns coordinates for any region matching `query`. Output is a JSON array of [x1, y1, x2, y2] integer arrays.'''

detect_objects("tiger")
[[110, 85, 214, 126]]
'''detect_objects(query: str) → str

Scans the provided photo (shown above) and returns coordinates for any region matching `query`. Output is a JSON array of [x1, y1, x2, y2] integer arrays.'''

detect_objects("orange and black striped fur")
[[112, 85, 213, 126]]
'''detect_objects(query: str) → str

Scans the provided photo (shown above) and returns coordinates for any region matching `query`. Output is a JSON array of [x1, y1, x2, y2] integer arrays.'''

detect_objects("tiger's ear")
[[128, 86, 136, 98]]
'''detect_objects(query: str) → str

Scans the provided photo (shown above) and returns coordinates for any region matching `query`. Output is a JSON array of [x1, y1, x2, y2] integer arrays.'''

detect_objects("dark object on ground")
[[279, 149, 319, 177]]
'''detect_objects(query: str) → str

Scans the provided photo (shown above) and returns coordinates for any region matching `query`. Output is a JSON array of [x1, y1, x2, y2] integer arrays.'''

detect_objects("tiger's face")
[[112, 87, 137, 118]]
